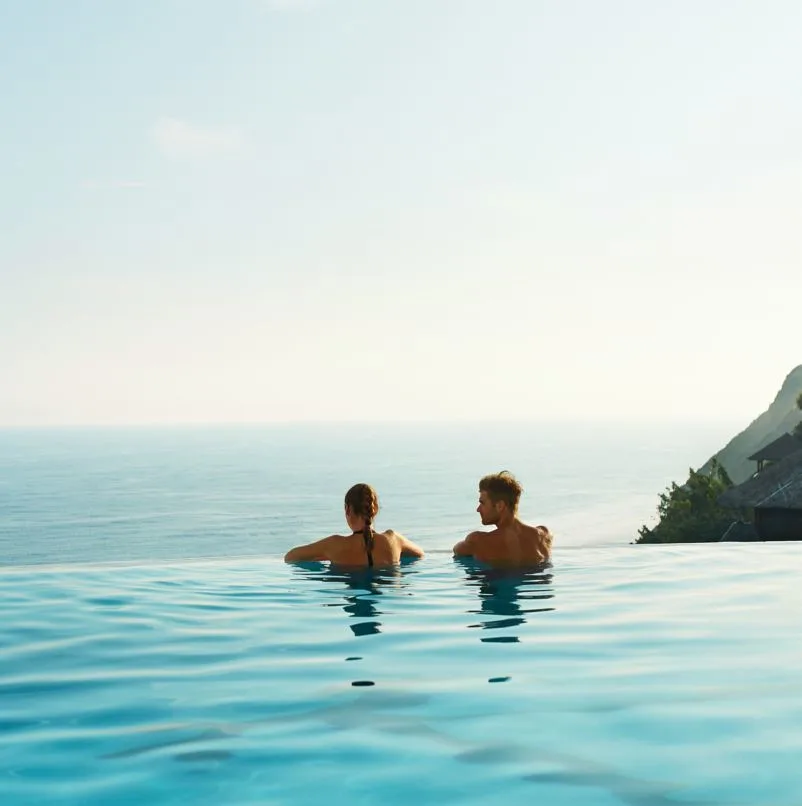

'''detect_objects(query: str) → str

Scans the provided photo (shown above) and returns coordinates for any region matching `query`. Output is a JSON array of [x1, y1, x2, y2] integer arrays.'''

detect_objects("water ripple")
[[1, 547, 802, 805]]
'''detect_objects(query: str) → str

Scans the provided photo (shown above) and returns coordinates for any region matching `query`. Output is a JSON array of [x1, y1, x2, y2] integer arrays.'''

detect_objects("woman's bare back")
[[285, 529, 424, 567]]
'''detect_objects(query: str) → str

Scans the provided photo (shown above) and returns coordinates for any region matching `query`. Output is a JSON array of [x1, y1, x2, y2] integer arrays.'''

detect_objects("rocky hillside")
[[700, 365, 802, 484]]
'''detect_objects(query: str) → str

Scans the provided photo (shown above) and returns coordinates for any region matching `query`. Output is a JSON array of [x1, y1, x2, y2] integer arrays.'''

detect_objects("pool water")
[[2, 544, 802, 805]]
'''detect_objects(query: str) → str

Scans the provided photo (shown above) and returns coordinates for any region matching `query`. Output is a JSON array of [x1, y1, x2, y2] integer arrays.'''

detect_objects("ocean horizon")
[[0, 420, 742, 567]]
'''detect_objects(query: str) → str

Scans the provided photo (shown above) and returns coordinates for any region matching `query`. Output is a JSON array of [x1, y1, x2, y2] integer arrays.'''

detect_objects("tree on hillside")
[[795, 392, 802, 438], [636, 459, 743, 544]]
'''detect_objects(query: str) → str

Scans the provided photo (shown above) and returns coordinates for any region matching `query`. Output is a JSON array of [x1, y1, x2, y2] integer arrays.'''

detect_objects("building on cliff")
[[719, 446, 802, 541], [746, 433, 802, 474]]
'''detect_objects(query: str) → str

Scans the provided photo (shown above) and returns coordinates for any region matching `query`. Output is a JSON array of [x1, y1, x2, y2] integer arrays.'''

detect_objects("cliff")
[[700, 365, 802, 484]]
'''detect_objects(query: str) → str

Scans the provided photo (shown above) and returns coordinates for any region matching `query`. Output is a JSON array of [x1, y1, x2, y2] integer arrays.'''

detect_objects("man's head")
[[477, 471, 522, 525]]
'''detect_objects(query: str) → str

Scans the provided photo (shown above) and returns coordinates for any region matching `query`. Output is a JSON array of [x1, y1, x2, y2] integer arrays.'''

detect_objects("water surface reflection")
[[291, 559, 419, 637], [455, 558, 555, 643]]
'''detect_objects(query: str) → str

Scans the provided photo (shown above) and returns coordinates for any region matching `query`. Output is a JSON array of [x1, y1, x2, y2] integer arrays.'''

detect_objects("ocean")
[[0, 421, 738, 566]]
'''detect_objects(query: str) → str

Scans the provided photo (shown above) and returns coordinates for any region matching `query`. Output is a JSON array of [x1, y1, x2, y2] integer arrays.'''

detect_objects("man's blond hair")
[[479, 471, 522, 514]]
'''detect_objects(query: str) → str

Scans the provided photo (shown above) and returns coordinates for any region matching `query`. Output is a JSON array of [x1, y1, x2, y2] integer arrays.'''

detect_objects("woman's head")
[[344, 483, 379, 528]]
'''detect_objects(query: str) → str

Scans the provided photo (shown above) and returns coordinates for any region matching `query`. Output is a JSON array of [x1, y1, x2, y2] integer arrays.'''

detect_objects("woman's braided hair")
[[344, 483, 379, 564]]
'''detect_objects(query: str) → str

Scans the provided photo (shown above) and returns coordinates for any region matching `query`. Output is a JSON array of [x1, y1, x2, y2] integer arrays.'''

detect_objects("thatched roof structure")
[[747, 432, 802, 463], [719, 447, 802, 510]]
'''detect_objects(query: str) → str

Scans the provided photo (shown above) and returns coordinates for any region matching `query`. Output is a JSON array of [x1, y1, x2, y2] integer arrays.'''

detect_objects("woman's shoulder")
[[373, 528, 403, 545], [378, 529, 415, 548]]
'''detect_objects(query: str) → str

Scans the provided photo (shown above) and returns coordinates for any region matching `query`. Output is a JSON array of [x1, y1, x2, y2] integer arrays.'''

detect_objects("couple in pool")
[[284, 471, 552, 568]]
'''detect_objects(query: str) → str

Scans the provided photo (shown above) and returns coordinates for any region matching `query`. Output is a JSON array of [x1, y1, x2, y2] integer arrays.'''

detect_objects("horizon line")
[[0, 416, 749, 430]]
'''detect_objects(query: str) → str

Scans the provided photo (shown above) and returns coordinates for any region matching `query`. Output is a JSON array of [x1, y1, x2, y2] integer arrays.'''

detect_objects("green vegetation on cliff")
[[636, 459, 742, 544], [637, 367, 801, 544]]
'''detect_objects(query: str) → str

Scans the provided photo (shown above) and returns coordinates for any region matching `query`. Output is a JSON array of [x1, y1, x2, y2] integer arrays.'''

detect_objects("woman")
[[284, 483, 424, 567]]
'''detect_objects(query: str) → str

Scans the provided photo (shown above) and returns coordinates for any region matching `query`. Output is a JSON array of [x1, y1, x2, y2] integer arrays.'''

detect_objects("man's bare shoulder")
[[537, 525, 553, 545], [453, 529, 493, 556], [522, 523, 553, 559], [522, 523, 551, 539]]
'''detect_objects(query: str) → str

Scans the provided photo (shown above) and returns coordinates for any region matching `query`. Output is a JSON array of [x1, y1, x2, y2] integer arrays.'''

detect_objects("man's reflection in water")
[[455, 557, 554, 643], [291, 559, 416, 637]]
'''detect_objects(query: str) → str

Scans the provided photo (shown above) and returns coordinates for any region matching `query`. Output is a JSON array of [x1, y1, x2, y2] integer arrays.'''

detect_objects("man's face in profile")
[[476, 490, 502, 525]]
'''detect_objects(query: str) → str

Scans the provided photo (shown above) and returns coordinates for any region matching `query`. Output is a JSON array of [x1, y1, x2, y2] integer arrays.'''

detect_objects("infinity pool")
[[2, 545, 801, 805]]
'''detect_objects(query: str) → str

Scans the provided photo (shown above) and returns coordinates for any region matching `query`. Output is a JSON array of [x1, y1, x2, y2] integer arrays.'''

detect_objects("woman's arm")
[[399, 533, 425, 558], [387, 530, 425, 558], [284, 536, 333, 563]]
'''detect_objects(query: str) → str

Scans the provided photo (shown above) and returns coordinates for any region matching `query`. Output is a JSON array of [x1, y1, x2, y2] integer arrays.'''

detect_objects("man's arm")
[[452, 531, 480, 557], [534, 525, 553, 560], [284, 536, 334, 563]]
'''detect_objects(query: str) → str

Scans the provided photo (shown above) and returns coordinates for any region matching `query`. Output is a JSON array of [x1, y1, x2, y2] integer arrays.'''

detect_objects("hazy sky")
[[2, 0, 800, 425]]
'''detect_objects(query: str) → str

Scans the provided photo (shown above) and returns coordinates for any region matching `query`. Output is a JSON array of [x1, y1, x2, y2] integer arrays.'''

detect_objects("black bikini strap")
[[363, 529, 374, 568], [352, 528, 374, 567]]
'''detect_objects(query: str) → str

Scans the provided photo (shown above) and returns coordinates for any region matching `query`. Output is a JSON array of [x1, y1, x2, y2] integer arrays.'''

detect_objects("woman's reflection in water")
[[291, 558, 419, 637], [455, 557, 555, 643]]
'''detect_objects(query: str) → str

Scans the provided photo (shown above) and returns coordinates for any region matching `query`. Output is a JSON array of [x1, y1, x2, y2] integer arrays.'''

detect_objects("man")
[[453, 471, 552, 565]]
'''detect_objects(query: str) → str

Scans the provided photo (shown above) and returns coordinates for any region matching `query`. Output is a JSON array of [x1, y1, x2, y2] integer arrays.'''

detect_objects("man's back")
[[459, 522, 552, 566]]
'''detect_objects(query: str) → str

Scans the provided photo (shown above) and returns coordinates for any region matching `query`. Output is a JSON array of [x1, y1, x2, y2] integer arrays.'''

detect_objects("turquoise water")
[[3, 423, 798, 804], [3, 546, 802, 805]]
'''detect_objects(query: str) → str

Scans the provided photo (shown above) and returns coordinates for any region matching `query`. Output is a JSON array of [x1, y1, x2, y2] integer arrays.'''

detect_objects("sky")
[[1, 0, 800, 426]]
